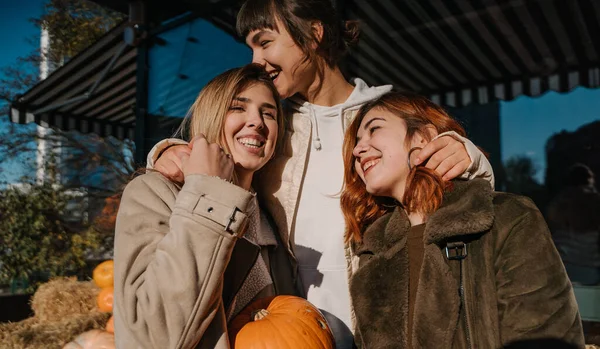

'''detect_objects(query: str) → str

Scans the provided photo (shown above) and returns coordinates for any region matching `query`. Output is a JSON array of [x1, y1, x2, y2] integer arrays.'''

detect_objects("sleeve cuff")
[[174, 175, 255, 235], [146, 138, 189, 169]]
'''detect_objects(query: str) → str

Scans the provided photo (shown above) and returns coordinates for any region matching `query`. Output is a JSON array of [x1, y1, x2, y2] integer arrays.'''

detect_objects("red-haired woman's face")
[[245, 19, 318, 100], [352, 108, 428, 201]]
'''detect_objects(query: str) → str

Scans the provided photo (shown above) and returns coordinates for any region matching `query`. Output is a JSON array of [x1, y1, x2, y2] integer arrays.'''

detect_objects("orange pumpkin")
[[62, 329, 115, 349], [105, 315, 114, 333], [97, 286, 114, 313], [228, 295, 335, 349], [93, 260, 114, 288]]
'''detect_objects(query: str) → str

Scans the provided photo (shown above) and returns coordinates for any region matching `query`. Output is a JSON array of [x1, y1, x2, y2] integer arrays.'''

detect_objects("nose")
[[352, 139, 368, 158], [247, 108, 265, 129], [252, 50, 265, 65]]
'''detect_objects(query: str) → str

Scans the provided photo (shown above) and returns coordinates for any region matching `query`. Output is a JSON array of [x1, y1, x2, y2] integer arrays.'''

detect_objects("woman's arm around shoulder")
[[436, 131, 495, 188], [492, 193, 584, 347], [114, 172, 253, 349]]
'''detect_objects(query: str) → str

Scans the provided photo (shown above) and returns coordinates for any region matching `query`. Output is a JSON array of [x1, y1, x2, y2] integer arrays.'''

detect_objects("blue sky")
[[0, 1, 44, 72], [501, 88, 600, 183], [1, 0, 599, 186], [0, 0, 45, 184]]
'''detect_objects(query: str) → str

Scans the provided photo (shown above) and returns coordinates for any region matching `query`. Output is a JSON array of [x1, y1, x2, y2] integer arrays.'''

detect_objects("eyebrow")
[[363, 117, 385, 130], [234, 96, 277, 111], [249, 30, 270, 45], [356, 117, 385, 142]]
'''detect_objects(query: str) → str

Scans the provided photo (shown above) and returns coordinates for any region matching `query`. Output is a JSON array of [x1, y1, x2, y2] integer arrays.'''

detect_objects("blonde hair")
[[176, 63, 284, 155]]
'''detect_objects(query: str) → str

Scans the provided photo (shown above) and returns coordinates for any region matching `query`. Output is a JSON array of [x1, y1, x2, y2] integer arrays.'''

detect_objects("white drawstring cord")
[[310, 105, 322, 150]]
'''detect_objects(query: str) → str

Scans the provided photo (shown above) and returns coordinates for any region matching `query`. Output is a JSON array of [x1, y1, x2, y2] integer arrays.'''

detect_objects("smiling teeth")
[[238, 138, 264, 148], [269, 71, 279, 79], [363, 159, 380, 172]]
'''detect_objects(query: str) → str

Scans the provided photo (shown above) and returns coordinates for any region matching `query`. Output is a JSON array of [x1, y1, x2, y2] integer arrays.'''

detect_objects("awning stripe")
[[429, 67, 600, 107], [10, 0, 600, 139], [570, 0, 598, 63]]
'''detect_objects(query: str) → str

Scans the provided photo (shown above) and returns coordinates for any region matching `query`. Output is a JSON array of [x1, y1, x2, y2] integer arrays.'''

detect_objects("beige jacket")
[[147, 107, 495, 332], [114, 173, 299, 349]]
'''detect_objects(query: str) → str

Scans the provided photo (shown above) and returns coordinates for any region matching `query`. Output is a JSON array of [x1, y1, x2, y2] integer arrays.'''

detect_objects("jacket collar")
[[360, 179, 494, 252], [423, 178, 494, 244]]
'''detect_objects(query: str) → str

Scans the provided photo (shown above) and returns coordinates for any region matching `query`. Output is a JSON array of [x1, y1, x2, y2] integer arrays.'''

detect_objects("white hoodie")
[[287, 78, 393, 349]]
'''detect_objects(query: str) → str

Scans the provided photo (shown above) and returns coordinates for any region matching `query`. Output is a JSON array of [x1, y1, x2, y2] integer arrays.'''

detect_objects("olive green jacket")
[[350, 179, 585, 349]]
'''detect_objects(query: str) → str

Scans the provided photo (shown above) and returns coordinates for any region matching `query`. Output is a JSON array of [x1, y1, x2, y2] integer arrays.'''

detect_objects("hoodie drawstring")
[[310, 105, 322, 151]]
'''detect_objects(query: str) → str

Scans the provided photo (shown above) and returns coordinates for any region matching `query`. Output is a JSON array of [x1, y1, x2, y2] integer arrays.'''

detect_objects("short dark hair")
[[236, 0, 360, 68]]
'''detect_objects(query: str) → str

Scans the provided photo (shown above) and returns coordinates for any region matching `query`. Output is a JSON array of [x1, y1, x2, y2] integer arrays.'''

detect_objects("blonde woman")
[[113, 64, 301, 349]]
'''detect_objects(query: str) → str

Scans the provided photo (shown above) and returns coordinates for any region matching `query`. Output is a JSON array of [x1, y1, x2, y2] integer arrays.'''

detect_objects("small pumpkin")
[[97, 286, 114, 313], [105, 315, 114, 333], [62, 329, 115, 349], [228, 295, 335, 349], [93, 260, 114, 288]]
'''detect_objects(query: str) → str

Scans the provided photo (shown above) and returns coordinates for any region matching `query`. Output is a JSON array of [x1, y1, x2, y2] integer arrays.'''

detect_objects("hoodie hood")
[[288, 78, 392, 116], [287, 78, 392, 150]]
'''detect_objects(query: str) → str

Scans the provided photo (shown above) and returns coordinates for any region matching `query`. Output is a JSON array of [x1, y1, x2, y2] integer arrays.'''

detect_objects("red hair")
[[341, 92, 467, 243]]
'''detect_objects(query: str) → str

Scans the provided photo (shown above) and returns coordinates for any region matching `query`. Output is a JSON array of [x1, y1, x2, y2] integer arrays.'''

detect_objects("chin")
[[365, 182, 390, 197], [237, 161, 265, 173]]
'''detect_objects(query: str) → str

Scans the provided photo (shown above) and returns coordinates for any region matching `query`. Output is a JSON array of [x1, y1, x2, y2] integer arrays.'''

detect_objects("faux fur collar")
[[424, 178, 494, 244], [358, 179, 494, 253]]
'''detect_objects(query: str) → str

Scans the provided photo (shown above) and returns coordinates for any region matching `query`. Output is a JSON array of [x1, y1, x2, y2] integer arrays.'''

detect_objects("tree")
[[503, 155, 549, 212], [0, 1, 128, 292], [0, 126, 136, 262], [32, 0, 124, 65], [0, 157, 101, 293]]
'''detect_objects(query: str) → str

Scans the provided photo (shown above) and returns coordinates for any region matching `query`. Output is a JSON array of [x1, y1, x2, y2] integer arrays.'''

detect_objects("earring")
[[407, 147, 422, 171]]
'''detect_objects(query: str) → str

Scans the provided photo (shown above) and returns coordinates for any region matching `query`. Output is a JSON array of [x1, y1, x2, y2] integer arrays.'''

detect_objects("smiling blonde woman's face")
[[223, 83, 279, 174]]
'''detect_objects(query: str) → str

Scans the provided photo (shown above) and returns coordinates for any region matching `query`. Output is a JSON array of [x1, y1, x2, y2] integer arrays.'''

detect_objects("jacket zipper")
[[459, 259, 472, 349]]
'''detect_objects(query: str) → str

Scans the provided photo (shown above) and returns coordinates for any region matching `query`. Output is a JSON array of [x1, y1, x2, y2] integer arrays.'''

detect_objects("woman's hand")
[[181, 134, 234, 181], [413, 135, 471, 181], [155, 145, 190, 183]]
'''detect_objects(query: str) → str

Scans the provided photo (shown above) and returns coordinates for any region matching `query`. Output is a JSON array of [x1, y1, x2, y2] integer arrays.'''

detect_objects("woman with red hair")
[[341, 91, 584, 348]]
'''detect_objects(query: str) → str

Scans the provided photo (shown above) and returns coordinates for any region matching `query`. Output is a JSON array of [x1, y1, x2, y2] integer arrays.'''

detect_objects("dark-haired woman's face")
[[245, 19, 318, 100], [352, 108, 427, 200]]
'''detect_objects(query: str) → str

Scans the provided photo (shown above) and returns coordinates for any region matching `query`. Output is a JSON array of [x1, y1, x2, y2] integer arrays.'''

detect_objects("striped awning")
[[9, 22, 137, 140], [11, 0, 600, 139], [345, 0, 600, 107], [203, 0, 600, 107]]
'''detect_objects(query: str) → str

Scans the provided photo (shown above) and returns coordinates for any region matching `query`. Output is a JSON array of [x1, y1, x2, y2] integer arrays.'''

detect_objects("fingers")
[[433, 151, 470, 180], [189, 133, 207, 149], [422, 139, 460, 171], [440, 158, 471, 181], [414, 137, 449, 166], [416, 136, 470, 180], [184, 135, 234, 180], [156, 158, 185, 183], [155, 145, 190, 183]]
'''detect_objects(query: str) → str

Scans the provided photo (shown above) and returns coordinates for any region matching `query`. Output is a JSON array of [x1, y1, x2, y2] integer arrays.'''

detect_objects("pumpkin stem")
[[251, 309, 270, 321]]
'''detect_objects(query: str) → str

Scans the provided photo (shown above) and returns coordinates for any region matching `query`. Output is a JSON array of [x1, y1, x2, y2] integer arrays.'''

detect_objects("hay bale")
[[0, 311, 110, 349], [31, 277, 100, 323], [0, 318, 39, 348]]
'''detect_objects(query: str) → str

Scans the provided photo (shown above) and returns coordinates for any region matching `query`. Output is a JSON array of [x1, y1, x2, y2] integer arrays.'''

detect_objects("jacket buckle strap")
[[226, 207, 242, 235], [445, 241, 468, 260]]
